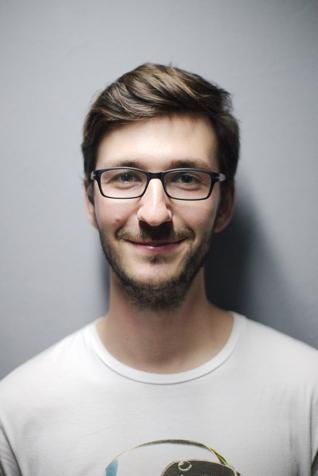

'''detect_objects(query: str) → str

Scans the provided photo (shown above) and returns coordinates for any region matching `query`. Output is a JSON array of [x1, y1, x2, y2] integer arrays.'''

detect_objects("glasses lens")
[[100, 168, 146, 198], [165, 170, 212, 200]]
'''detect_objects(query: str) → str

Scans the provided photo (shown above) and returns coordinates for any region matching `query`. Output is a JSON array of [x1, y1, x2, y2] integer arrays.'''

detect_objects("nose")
[[136, 179, 172, 226]]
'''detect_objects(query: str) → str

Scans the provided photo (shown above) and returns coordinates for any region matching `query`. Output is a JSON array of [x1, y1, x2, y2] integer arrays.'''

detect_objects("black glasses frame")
[[90, 167, 226, 201]]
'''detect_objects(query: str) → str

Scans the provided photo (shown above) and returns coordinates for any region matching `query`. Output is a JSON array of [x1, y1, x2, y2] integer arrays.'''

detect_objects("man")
[[0, 63, 317, 476]]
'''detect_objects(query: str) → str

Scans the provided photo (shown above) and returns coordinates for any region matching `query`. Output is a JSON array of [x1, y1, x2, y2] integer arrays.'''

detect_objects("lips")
[[117, 228, 193, 255], [128, 239, 184, 247], [117, 227, 193, 244], [126, 238, 186, 254]]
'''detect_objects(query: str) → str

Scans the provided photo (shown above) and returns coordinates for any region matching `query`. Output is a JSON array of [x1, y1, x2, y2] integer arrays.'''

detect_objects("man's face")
[[86, 114, 232, 309]]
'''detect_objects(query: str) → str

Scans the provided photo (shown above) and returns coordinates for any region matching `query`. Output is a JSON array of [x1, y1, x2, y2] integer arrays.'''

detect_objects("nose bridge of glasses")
[[137, 173, 172, 224], [143, 171, 168, 196]]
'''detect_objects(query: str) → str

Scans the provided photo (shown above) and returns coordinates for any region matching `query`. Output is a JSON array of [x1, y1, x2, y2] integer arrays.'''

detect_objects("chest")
[[14, 378, 306, 476]]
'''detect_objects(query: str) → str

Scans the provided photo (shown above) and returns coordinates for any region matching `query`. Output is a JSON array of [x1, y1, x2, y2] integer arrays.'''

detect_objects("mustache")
[[117, 222, 194, 242]]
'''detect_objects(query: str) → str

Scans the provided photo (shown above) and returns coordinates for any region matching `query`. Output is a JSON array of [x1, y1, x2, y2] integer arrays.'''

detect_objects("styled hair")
[[82, 63, 239, 197]]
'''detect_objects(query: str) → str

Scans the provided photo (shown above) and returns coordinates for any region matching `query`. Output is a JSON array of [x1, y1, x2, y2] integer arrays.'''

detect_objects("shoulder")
[[243, 315, 317, 361], [0, 322, 93, 411], [237, 314, 318, 386]]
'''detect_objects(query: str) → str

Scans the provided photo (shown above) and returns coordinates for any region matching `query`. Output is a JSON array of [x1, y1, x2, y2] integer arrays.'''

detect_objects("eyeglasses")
[[105, 438, 240, 475], [90, 167, 226, 201]]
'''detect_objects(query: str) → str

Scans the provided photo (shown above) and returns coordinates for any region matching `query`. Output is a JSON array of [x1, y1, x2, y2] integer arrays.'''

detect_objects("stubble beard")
[[98, 224, 213, 312]]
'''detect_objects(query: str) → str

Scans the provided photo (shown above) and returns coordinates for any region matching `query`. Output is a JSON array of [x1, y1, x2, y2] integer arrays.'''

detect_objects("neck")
[[96, 270, 233, 373]]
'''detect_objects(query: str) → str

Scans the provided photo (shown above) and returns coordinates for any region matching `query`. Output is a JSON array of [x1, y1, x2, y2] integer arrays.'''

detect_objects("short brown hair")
[[82, 63, 239, 193]]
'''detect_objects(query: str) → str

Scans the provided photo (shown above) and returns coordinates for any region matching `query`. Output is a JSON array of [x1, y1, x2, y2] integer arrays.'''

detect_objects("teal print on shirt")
[[105, 460, 118, 476]]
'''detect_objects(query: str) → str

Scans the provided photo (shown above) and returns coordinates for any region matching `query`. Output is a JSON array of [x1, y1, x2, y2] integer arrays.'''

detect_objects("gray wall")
[[1, 0, 317, 378]]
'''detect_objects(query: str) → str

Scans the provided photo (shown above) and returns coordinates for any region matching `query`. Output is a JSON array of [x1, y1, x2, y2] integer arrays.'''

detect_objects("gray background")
[[0, 0, 317, 379]]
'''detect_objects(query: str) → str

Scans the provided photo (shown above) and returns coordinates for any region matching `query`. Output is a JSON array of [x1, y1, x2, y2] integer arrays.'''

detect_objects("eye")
[[101, 169, 145, 188], [99, 169, 146, 193], [169, 171, 203, 187], [113, 171, 142, 183], [175, 173, 199, 184]]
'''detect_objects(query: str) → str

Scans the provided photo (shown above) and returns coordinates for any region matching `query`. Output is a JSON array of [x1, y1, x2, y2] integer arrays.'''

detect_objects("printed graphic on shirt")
[[105, 439, 240, 475]]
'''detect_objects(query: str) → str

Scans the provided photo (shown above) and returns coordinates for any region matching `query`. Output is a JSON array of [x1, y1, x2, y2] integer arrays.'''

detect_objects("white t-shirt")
[[0, 313, 317, 476]]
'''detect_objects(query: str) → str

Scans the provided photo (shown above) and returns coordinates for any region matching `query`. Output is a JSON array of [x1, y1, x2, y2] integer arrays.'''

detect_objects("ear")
[[83, 178, 98, 230], [213, 183, 235, 233]]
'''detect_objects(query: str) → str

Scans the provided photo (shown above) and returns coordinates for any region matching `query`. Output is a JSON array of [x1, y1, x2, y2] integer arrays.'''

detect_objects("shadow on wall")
[[205, 196, 317, 348], [205, 204, 250, 317]]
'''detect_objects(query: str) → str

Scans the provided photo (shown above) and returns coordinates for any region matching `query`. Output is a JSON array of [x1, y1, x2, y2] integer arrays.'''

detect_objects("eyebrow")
[[107, 158, 212, 170]]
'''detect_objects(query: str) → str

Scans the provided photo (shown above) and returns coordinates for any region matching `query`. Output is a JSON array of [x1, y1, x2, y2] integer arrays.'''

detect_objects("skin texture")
[[85, 114, 235, 373]]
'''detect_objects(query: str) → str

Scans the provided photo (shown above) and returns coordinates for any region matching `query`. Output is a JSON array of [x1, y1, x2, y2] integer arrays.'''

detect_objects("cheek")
[[178, 201, 218, 232], [94, 199, 135, 230]]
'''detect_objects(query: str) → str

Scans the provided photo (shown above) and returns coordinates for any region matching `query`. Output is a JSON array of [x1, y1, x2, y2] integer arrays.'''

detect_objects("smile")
[[126, 239, 185, 254]]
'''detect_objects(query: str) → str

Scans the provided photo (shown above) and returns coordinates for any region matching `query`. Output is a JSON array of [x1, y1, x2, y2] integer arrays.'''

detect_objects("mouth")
[[126, 238, 186, 254]]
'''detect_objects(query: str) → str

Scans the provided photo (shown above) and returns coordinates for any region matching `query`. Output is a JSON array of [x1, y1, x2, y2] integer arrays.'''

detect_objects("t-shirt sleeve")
[[312, 454, 318, 476], [0, 425, 21, 476], [312, 399, 318, 476], [311, 359, 318, 476]]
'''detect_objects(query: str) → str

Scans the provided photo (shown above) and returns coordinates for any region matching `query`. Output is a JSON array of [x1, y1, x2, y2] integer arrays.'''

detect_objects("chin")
[[120, 270, 179, 288], [113, 270, 193, 312], [99, 228, 211, 310]]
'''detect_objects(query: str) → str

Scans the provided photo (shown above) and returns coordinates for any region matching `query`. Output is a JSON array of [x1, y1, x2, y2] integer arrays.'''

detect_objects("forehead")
[[96, 114, 218, 170]]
